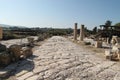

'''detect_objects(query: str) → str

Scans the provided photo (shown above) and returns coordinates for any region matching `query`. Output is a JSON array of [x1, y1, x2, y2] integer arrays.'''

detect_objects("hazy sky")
[[0, 0, 120, 29]]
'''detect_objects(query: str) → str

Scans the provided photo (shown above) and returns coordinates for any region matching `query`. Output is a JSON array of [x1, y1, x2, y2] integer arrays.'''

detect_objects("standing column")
[[80, 24, 84, 41], [74, 23, 77, 40], [0, 27, 3, 40]]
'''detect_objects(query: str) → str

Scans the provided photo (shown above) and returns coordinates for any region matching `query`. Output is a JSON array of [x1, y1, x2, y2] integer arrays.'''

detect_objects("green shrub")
[[84, 42, 91, 45]]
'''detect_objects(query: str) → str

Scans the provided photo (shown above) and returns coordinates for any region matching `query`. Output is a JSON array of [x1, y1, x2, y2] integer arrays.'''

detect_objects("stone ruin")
[[0, 44, 11, 66], [0, 29, 34, 66], [74, 23, 77, 41], [73, 23, 103, 47], [8, 44, 22, 61], [0, 43, 33, 66], [27, 37, 34, 47], [21, 47, 33, 58], [72, 23, 120, 61], [105, 36, 120, 61], [95, 41, 102, 48], [73, 23, 85, 41], [80, 24, 85, 41], [111, 36, 120, 45]]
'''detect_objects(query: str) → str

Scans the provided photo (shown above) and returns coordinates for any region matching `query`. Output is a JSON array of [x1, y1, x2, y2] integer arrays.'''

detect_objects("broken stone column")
[[74, 23, 77, 40], [106, 37, 109, 44], [95, 41, 102, 48], [0, 27, 3, 40], [80, 24, 84, 41]]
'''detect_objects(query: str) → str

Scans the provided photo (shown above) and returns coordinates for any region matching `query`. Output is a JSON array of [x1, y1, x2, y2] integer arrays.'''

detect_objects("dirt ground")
[[1, 36, 120, 80]]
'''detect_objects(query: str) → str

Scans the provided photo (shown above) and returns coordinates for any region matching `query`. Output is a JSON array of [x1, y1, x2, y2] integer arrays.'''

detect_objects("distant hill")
[[0, 24, 27, 28], [0, 24, 11, 28], [0, 24, 28, 30]]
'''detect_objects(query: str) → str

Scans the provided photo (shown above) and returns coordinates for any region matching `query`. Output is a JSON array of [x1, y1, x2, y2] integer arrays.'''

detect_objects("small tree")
[[103, 20, 112, 30], [114, 22, 120, 30], [92, 27, 97, 34], [105, 20, 112, 27], [114, 22, 120, 27]]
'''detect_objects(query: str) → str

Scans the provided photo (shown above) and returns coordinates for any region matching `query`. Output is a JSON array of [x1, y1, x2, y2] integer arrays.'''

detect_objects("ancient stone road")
[[2, 36, 120, 80]]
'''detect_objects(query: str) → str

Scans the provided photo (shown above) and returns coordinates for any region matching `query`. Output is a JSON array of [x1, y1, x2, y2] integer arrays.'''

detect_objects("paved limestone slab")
[[1, 36, 120, 80]]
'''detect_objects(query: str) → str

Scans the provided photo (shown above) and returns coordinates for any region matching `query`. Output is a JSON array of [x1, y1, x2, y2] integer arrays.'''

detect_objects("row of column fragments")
[[74, 23, 85, 41], [73, 23, 102, 48]]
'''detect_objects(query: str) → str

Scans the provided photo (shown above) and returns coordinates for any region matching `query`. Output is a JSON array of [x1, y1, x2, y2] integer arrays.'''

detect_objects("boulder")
[[105, 43, 120, 61], [21, 47, 33, 58], [27, 37, 34, 47], [111, 36, 120, 45], [0, 44, 6, 52], [8, 44, 22, 61], [105, 50, 112, 59], [0, 51, 11, 66], [95, 41, 102, 48]]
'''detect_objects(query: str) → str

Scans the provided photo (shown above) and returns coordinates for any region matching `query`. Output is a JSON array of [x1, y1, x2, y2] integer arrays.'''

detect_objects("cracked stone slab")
[[2, 36, 120, 80]]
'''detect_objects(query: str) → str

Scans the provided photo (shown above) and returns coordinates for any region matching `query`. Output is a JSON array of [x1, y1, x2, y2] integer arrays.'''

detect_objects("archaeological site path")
[[2, 36, 120, 80]]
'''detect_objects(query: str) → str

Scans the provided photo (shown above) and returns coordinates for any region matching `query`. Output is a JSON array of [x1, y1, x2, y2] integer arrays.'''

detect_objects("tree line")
[[2, 27, 73, 40]]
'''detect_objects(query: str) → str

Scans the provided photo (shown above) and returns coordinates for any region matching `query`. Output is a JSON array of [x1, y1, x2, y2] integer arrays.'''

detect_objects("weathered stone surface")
[[80, 24, 85, 41], [27, 37, 34, 47], [17, 72, 34, 80], [114, 72, 120, 80], [16, 70, 28, 77], [21, 47, 33, 58], [74, 23, 77, 40], [8, 44, 22, 61], [95, 41, 102, 48], [0, 71, 8, 78], [111, 36, 120, 45], [0, 51, 11, 66], [33, 66, 48, 74], [1, 36, 120, 80], [26, 75, 39, 80]]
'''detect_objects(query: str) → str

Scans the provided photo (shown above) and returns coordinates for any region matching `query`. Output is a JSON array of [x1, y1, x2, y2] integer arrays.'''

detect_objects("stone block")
[[0, 51, 11, 66], [26, 75, 39, 80], [74, 23, 77, 40], [0, 71, 8, 78], [16, 70, 28, 77], [21, 47, 33, 58], [105, 50, 112, 59], [8, 44, 22, 61], [27, 37, 34, 46], [95, 41, 102, 48], [105, 49, 120, 60], [17, 72, 34, 80]]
